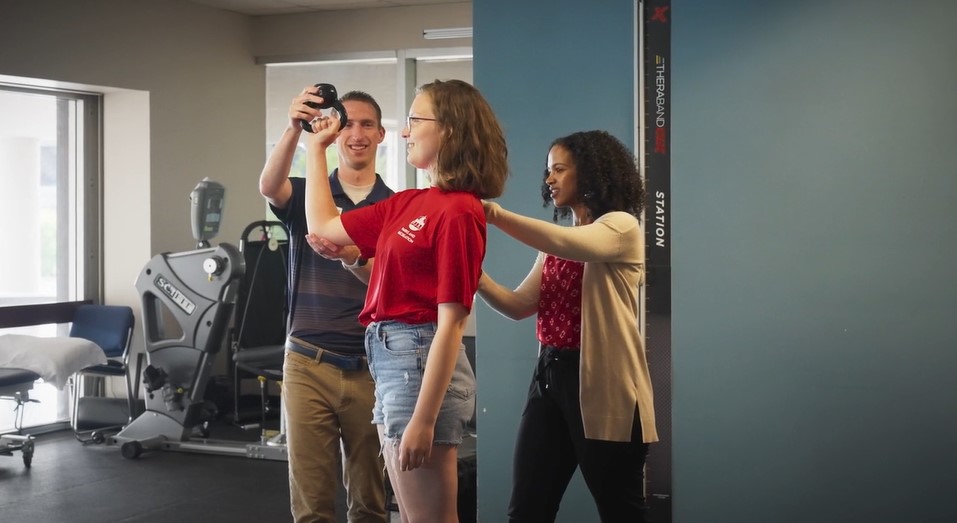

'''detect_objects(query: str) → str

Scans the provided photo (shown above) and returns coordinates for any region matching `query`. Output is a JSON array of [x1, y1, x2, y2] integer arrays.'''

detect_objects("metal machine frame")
[[109, 243, 287, 461]]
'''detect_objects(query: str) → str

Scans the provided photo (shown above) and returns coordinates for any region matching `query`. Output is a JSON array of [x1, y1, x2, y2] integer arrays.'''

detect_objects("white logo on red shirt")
[[398, 215, 426, 244], [409, 216, 426, 231]]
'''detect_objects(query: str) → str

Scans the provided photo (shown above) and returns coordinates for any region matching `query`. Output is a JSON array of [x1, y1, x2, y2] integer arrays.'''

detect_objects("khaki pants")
[[283, 350, 387, 523]]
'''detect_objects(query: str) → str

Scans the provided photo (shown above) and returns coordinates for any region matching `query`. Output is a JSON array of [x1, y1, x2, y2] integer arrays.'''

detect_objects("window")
[[0, 83, 101, 432]]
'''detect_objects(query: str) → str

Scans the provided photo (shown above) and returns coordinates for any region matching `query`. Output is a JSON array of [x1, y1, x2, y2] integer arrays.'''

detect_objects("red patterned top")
[[537, 254, 584, 350]]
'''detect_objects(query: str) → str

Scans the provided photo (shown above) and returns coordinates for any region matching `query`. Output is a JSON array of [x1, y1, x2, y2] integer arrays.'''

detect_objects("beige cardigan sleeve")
[[485, 203, 640, 264]]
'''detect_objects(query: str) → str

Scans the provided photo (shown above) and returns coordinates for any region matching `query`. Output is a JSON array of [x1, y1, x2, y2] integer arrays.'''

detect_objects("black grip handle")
[[299, 83, 348, 133]]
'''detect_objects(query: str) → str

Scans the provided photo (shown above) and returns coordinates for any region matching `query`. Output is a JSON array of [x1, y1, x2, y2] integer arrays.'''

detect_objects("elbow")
[[317, 218, 335, 236], [498, 305, 537, 322], [512, 308, 537, 321], [478, 292, 538, 322], [305, 219, 322, 236], [259, 176, 282, 201], [304, 215, 336, 239], [258, 178, 272, 199]]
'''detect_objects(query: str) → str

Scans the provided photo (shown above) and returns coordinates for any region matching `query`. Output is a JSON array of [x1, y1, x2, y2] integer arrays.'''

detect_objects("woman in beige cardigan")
[[479, 130, 657, 523]]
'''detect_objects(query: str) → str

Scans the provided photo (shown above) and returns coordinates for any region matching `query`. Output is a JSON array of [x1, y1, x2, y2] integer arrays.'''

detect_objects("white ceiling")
[[184, 0, 468, 16]]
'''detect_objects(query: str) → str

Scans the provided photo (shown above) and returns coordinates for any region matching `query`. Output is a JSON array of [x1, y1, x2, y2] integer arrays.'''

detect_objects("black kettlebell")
[[299, 83, 349, 133]]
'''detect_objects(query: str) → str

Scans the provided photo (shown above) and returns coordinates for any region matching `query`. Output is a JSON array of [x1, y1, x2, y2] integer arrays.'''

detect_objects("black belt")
[[285, 338, 366, 371]]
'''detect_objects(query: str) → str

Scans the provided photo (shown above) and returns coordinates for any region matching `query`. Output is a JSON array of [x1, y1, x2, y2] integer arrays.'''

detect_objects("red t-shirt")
[[537, 254, 584, 349], [340, 187, 486, 326]]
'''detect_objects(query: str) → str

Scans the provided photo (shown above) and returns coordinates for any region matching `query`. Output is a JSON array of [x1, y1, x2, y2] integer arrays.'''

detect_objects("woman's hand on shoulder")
[[481, 200, 501, 223]]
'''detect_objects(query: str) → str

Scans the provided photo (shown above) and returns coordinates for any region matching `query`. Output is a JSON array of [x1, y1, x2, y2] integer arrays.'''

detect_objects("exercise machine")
[[110, 179, 287, 461]]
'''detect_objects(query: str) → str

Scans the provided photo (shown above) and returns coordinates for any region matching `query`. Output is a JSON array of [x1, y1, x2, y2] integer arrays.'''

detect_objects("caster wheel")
[[91, 432, 106, 444], [121, 441, 143, 459], [22, 440, 34, 468]]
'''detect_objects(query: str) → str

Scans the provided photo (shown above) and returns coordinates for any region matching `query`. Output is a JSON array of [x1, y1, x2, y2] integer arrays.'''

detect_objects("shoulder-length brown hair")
[[418, 79, 509, 199]]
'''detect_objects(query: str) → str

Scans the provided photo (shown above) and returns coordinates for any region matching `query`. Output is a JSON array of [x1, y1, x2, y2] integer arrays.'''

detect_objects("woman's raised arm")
[[303, 114, 353, 246]]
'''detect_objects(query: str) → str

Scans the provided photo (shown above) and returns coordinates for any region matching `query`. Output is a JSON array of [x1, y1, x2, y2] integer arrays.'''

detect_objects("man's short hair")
[[340, 90, 383, 127]]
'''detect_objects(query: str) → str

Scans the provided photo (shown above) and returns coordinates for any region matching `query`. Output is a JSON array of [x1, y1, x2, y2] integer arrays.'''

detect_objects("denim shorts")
[[365, 320, 475, 445]]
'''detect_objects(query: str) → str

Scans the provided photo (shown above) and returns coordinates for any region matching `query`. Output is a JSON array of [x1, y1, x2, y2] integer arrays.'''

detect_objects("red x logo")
[[651, 6, 670, 23]]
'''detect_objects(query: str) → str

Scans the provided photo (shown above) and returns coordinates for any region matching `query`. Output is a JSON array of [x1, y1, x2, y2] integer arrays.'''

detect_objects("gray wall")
[[251, 3, 471, 58], [474, 1, 637, 521], [672, 1, 957, 521], [1, 0, 265, 258]]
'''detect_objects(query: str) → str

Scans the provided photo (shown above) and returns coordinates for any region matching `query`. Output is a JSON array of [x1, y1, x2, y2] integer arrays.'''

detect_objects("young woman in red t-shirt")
[[303, 79, 508, 522]]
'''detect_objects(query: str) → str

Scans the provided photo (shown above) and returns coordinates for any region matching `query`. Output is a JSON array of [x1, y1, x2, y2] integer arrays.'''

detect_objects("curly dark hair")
[[541, 130, 645, 222]]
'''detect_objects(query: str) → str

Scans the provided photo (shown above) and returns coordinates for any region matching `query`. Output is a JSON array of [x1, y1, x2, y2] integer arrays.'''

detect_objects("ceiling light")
[[423, 27, 472, 40]]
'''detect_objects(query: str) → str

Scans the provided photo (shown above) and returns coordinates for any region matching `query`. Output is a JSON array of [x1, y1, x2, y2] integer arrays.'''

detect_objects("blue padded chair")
[[69, 304, 136, 443]]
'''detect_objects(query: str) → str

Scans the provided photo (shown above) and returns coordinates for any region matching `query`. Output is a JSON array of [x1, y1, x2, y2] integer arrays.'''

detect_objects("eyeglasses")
[[406, 116, 437, 128]]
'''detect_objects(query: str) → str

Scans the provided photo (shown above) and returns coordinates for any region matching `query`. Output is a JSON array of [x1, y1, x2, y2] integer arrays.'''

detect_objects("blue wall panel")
[[474, 1, 638, 521], [671, 1, 957, 521]]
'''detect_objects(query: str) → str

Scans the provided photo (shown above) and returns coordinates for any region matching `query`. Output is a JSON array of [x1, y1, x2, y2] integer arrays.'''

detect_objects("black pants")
[[508, 347, 650, 523]]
